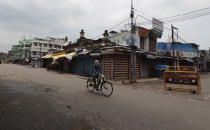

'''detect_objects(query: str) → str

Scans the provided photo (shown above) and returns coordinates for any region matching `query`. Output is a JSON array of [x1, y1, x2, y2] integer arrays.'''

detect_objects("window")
[[33, 43, 38, 46], [54, 45, 57, 48], [49, 44, 53, 48], [32, 51, 37, 55], [39, 43, 42, 47], [58, 46, 61, 49], [44, 44, 47, 47]]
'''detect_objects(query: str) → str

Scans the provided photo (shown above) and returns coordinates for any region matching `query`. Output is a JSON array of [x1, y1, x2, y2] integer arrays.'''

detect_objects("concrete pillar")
[[144, 37, 149, 51]]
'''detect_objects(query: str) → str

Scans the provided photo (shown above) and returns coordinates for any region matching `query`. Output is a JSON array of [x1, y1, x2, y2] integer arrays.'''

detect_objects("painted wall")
[[109, 30, 140, 47], [109, 27, 157, 52], [157, 42, 199, 58]]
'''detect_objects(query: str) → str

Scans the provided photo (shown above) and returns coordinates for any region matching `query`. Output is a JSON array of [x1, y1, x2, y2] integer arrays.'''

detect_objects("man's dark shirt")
[[93, 63, 102, 76]]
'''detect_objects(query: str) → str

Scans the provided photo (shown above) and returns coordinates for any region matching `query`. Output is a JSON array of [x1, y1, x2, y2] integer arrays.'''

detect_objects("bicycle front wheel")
[[87, 78, 95, 92], [101, 82, 113, 97]]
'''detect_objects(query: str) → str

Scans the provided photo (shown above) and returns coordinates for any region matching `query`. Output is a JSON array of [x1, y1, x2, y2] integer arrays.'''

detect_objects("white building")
[[109, 30, 139, 47], [109, 27, 158, 52], [30, 37, 66, 67]]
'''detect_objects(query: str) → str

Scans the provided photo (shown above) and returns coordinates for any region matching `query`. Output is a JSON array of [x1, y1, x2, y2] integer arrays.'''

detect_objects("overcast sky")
[[0, 0, 209, 52]]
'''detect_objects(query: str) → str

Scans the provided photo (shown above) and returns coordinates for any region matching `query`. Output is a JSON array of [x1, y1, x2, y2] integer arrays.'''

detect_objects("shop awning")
[[51, 52, 77, 64], [52, 52, 66, 64], [65, 52, 77, 60], [41, 54, 52, 59]]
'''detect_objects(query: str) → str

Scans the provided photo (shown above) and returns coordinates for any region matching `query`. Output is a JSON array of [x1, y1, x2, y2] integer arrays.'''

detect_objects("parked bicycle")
[[87, 74, 113, 97]]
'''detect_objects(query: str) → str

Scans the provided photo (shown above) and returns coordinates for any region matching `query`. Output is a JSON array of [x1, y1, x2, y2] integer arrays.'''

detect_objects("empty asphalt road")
[[0, 64, 210, 130]]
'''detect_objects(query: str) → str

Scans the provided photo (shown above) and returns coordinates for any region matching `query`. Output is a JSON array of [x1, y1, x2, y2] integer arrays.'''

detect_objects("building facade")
[[157, 42, 199, 58], [109, 27, 157, 52], [8, 39, 32, 64], [197, 49, 210, 72], [30, 37, 66, 67], [53, 28, 162, 79]]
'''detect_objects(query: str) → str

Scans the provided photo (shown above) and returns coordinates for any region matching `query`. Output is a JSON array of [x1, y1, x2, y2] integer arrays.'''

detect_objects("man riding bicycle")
[[93, 60, 103, 91], [87, 59, 113, 97]]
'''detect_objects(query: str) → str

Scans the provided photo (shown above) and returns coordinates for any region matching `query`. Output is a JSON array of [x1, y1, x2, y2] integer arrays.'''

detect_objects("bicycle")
[[87, 75, 113, 97]]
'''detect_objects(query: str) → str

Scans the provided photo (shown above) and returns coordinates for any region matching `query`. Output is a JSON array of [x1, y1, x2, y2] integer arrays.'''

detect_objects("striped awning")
[[41, 54, 52, 59], [52, 52, 66, 64], [50, 52, 77, 64], [65, 52, 77, 60]]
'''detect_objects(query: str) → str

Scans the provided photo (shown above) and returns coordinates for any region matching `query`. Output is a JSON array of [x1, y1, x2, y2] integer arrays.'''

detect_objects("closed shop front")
[[135, 55, 141, 78], [76, 57, 84, 74], [63, 58, 70, 72], [102, 54, 142, 80], [113, 55, 129, 80], [70, 56, 94, 76], [141, 57, 149, 78], [103, 55, 112, 79], [84, 57, 93, 76]]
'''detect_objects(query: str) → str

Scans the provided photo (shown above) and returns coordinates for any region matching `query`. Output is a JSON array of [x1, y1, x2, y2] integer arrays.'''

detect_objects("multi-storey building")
[[198, 49, 210, 72], [30, 37, 66, 67], [8, 39, 32, 64], [0, 52, 8, 63], [109, 27, 158, 52]]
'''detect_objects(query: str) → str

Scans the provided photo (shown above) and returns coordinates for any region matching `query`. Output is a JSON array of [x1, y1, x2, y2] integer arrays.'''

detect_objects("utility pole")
[[177, 29, 178, 42], [130, 0, 136, 83], [171, 24, 175, 58], [39, 44, 42, 67], [171, 24, 178, 67]]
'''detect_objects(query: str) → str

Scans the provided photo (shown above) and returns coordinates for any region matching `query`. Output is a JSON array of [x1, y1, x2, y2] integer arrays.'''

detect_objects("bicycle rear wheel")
[[87, 78, 95, 92], [101, 82, 113, 97]]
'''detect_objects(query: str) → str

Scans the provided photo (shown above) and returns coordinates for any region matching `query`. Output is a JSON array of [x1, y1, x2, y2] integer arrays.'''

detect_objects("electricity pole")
[[39, 44, 42, 67], [171, 24, 178, 67], [130, 0, 136, 83]]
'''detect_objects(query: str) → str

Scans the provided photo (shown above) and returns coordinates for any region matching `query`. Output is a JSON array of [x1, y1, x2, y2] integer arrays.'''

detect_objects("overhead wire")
[[134, 7, 210, 43], [160, 7, 210, 20], [135, 7, 210, 24], [91, 17, 130, 39], [134, 13, 187, 43], [92, 7, 210, 41], [163, 11, 210, 23]]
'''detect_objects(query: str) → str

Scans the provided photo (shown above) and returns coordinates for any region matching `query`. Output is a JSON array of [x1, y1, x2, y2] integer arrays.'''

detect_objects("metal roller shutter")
[[113, 55, 129, 80], [103, 56, 112, 79], [141, 58, 149, 78], [136, 56, 140, 78]]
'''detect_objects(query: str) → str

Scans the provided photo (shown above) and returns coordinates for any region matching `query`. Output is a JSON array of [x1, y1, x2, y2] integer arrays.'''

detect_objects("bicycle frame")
[[93, 76, 106, 90]]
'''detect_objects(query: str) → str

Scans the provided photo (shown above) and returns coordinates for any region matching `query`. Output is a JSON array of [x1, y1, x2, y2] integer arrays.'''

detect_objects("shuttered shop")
[[103, 56, 112, 79], [135, 56, 141, 78], [141, 57, 149, 78], [128, 55, 141, 79], [113, 55, 129, 80], [103, 54, 142, 80]]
